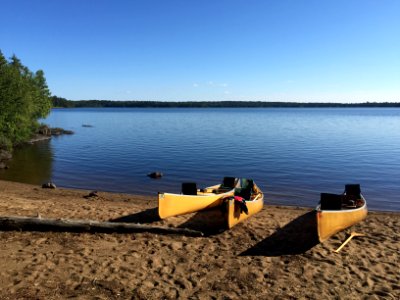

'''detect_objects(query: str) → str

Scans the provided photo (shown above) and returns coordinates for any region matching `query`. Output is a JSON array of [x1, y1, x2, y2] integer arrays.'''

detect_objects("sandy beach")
[[0, 180, 398, 299]]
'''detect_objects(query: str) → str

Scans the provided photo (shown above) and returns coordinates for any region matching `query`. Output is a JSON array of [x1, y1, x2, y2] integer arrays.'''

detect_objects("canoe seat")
[[320, 193, 342, 210], [182, 182, 197, 195], [214, 177, 238, 194], [220, 177, 237, 189], [345, 184, 361, 199], [234, 178, 254, 200]]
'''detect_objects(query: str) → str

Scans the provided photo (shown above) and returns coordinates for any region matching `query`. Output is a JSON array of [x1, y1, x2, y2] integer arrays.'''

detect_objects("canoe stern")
[[226, 193, 264, 229], [317, 200, 368, 242]]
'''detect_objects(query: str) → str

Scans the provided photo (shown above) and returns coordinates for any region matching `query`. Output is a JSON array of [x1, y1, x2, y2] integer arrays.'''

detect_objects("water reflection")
[[0, 140, 53, 185]]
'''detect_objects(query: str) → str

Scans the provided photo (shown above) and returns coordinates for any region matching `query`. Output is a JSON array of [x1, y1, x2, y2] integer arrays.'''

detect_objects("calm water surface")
[[1, 108, 399, 211]]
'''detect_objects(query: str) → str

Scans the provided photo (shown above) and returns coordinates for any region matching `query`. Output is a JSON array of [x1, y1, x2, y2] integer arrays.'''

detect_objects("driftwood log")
[[0, 216, 203, 237]]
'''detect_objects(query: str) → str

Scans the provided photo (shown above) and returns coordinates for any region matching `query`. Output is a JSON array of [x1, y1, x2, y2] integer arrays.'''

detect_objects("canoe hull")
[[158, 185, 234, 219], [226, 193, 264, 229], [316, 196, 367, 242]]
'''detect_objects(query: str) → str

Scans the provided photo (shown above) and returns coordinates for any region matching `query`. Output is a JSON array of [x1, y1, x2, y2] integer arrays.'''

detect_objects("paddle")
[[334, 232, 365, 253]]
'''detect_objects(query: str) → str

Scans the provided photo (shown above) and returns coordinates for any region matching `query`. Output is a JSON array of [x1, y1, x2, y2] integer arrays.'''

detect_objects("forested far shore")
[[52, 97, 400, 108]]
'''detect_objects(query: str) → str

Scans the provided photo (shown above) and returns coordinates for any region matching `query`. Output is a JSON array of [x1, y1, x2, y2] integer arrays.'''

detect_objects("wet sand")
[[0, 180, 398, 299]]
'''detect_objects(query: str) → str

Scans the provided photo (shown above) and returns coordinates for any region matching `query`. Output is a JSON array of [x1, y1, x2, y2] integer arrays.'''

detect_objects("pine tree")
[[0, 50, 52, 150]]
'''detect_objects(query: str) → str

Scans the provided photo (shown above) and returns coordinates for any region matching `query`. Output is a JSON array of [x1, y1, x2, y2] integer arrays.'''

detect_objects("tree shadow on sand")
[[109, 208, 161, 224], [240, 210, 320, 256]]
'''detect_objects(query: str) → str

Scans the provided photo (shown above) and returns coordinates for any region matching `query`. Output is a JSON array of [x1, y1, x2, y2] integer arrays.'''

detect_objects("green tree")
[[32, 70, 51, 118], [0, 50, 52, 150]]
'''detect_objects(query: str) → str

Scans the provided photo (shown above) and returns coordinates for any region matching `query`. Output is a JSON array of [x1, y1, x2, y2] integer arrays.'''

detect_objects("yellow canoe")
[[225, 183, 264, 229], [316, 184, 368, 242], [158, 178, 239, 219]]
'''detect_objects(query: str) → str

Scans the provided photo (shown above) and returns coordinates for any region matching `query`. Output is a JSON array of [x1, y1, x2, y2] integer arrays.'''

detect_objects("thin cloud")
[[207, 81, 228, 88]]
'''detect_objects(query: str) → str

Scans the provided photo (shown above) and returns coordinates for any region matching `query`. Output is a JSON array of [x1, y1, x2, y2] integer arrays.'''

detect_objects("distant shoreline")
[[51, 97, 400, 108]]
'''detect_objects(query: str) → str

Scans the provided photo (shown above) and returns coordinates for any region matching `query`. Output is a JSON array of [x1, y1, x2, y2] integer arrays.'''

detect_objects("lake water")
[[1, 107, 399, 211]]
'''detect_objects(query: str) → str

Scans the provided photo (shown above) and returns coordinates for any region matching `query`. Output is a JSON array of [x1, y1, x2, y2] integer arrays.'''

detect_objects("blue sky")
[[1, 0, 399, 102]]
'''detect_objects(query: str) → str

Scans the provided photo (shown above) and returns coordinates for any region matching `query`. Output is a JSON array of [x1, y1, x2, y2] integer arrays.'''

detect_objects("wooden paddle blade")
[[334, 232, 365, 253]]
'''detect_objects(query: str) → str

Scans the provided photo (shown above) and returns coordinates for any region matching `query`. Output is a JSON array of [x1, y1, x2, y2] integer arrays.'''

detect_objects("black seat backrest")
[[241, 178, 254, 190], [345, 184, 361, 199], [320, 193, 342, 210], [182, 182, 197, 195], [234, 178, 254, 200], [221, 177, 236, 189]]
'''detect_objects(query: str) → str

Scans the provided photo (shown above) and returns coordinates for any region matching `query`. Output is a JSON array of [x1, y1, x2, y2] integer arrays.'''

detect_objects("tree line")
[[0, 51, 52, 150], [52, 97, 400, 108]]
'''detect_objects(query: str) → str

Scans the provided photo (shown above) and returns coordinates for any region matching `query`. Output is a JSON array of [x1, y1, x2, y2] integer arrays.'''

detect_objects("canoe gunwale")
[[316, 195, 367, 213], [160, 189, 234, 198]]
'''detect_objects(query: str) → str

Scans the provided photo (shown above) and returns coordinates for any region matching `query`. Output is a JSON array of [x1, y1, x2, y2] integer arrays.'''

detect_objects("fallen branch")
[[0, 216, 203, 237]]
